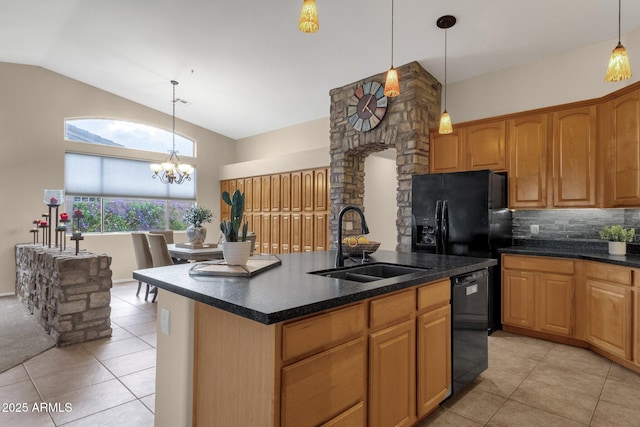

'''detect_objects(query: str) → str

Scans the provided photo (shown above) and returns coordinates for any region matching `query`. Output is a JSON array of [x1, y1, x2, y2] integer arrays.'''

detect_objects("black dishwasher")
[[451, 269, 488, 396]]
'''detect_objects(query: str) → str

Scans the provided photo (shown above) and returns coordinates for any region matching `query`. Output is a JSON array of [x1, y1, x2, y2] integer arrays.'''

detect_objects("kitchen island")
[[134, 250, 496, 427]]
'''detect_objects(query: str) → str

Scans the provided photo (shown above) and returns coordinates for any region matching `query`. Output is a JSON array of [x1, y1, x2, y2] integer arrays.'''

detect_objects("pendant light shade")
[[606, 0, 632, 82], [298, 0, 319, 33], [384, 0, 400, 97], [438, 15, 456, 135]]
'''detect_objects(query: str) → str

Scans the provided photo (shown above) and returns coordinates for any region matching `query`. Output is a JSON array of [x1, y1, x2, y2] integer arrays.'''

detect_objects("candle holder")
[[39, 219, 49, 247], [31, 219, 41, 244], [71, 209, 84, 255], [47, 204, 60, 248]]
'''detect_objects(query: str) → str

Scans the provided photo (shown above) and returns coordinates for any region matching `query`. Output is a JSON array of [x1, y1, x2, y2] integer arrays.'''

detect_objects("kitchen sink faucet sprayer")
[[336, 206, 370, 267]]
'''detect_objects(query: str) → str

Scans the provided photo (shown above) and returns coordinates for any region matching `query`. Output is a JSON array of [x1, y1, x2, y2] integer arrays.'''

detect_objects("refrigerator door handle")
[[442, 200, 449, 254], [435, 200, 442, 254]]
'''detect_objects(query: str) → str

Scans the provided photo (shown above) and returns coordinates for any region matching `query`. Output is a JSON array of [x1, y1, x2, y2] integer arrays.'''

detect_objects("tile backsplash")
[[512, 209, 640, 241]]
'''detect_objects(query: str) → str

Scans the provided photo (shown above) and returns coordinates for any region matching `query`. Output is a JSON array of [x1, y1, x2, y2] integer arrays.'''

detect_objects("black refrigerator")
[[411, 170, 512, 333]]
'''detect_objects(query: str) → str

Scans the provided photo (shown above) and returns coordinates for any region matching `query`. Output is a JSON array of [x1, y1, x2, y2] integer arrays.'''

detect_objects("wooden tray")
[[175, 242, 218, 249], [188, 254, 281, 277]]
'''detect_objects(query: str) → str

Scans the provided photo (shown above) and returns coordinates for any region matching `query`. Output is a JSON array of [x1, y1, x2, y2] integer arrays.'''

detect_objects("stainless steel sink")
[[310, 263, 432, 283]]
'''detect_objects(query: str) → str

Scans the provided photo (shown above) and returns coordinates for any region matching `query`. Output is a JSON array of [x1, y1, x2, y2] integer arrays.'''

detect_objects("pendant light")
[[605, 0, 632, 82], [438, 15, 456, 135], [384, 0, 400, 97], [150, 80, 193, 185], [298, 0, 319, 33]]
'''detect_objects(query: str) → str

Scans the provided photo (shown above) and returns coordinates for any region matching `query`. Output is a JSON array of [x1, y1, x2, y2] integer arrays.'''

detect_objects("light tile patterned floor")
[[2, 281, 640, 426]]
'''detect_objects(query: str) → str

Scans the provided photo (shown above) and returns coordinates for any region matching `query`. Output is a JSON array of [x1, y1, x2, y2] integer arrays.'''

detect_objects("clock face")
[[347, 81, 388, 132]]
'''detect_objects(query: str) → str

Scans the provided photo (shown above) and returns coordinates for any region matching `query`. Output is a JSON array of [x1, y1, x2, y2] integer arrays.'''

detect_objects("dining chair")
[[149, 230, 174, 244], [131, 232, 156, 302]]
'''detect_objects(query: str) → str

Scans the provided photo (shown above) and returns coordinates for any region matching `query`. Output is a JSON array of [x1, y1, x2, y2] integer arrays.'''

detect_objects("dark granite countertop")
[[133, 250, 496, 325], [500, 239, 640, 268]]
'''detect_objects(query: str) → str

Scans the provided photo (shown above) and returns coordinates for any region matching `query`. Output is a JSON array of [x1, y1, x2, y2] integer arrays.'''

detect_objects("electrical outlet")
[[530, 224, 539, 235], [160, 308, 171, 335]]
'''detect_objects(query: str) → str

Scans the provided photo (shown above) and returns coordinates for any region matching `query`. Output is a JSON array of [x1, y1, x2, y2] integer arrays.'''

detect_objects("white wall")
[[364, 152, 397, 251], [1, 62, 235, 294]]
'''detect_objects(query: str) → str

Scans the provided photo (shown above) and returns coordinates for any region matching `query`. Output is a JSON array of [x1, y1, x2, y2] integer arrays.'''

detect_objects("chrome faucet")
[[336, 205, 370, 267]]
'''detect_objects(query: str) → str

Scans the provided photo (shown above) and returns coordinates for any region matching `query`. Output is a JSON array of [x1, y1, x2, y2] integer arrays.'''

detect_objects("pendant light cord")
[[171, 80, 178, 152], [444, 28, 448, 111], [618, 0, 622, 43], [390, 0, 394, 67]]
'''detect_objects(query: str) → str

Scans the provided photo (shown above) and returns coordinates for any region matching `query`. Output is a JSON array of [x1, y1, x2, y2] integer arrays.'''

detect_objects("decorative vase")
[[186, 225, 207, 246], [222, 241, 252, 266], [608, 241, 626, 256]]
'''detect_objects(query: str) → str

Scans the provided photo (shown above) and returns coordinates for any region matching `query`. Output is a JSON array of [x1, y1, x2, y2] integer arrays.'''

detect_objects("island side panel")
[[194, 301, 280, 426]]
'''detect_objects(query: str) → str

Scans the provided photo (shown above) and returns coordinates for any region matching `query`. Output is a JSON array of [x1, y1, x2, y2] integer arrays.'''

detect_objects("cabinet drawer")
[[503, 254, 574, 274], [417, 279, 451, 312], [321, 402, 364, 427], [282, 303, 365, 362], [281, 338, 365, 427], [585, 261, 632, 286], [369, 289, 415, 330]]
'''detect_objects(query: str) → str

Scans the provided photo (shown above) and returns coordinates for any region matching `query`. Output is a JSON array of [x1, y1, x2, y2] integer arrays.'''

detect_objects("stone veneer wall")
[[329, 62, 441, 251], [15, 244, 112, 346]]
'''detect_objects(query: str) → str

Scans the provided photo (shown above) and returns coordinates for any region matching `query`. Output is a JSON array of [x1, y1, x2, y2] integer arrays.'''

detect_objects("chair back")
[[149, 230, 174, 244], [147, 233, 175, 267], [131, 232, 153, 270]]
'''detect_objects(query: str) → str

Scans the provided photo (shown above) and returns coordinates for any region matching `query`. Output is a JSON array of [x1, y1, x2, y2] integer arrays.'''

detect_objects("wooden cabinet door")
[[252, 214, 261, 253], [369, 320, 416, 427], [508, 114, 548, 208], [236, 178, 245, 198], [271, 174, 281, 212], [281, 338, 365, 427], [302, 214, 314, 252], [314, 168, 328, 211], [281, 173, 291, 212], [271, 214, 280, 254], [252, 177, 262, 212], [502, 269, 536, 328], [261, 214, 271, 254], [261, 175, 271, 212], [291, 214, 302, 253], [228, 179, 237, 197], [586, 279, 633, 360], [430, 131, 465, 173], [314, 213, 328, 251], [291, 172, 303, 212], [552, 106, 597, 207], [536, 273, 574, 336], [417, 305, 451, 418], [467, 121, 507, 172], [244, 177, 254, 212], [280, 214, 291, 254], [610, 89, 640, 206], [302, 170, 314, 212], [220, 180, 230, 219]]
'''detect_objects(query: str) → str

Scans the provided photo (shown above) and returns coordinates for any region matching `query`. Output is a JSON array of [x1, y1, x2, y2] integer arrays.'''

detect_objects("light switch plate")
[[160, 307, 171, 335]]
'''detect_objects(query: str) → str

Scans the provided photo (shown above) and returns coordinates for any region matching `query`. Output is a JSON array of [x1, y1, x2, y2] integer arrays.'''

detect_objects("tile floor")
[[1, 281, 640, 426], [0, 281, 157, 426]]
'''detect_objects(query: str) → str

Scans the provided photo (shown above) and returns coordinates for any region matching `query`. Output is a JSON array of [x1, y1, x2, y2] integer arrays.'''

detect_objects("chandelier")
[[150, 80, 193, 184]]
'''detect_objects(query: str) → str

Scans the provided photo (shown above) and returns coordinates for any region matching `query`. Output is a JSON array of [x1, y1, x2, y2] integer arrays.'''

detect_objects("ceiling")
[[2, 0, 639, 140]]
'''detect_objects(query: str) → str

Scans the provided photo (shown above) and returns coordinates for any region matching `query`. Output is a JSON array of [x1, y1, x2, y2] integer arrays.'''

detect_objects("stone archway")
[[329, 62, 441, 252]]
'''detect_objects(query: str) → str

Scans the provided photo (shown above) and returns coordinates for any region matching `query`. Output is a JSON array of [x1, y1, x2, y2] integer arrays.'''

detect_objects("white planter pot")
[[608, 241, 626, 256], [222, 241, 252, 266]]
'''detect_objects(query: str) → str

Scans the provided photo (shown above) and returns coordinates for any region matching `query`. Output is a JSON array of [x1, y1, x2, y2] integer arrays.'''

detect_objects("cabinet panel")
[[271, 174, 281, 212], [536, 273, 574, 336], [430, 131, 465, 173], [281, 214, 291, 254], [552, 106, 597, 207], [503, 255, 574, 275], [262, 175, 271, 212], [369, 290, 415, 330], [302, 170, 314, 212], [291, 172, 303, 212], [417, 279, 451, 312], [321, 402, 364, 427], [261, 214, 271, 254], [291, 214, 302, 253], [244, 177, 254, 212], [271, 214, 280, 254], [282, 338, 365, 427], [302, 214, 314, 252], [417, 305, 451, 418], [252, 214, 261, 253], [586, 280, 632, 360], [369, 319, 416, 427], [281, 173, 291, 212], [252, 177, 262, 212], [502, 269, 536, 328], [314, 168, 328, 211], [586, 261, 632, 286], [314, 213, 328, 251], [610, 89, 640, 206], [467, 121, 507, 171], [508, 114, 548, 208]]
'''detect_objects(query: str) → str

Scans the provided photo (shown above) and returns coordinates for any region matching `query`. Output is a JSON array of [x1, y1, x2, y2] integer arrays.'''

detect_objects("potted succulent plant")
[[599, 225, 635, 255], [184, 205, 214, 247], [220, 189, 251, 265]]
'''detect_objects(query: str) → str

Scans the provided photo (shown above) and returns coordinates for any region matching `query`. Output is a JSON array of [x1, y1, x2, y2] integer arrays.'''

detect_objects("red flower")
[[73, 209, 84, 218]]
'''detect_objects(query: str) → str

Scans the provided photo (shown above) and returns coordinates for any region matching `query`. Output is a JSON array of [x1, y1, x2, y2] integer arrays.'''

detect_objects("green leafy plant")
[[220, 190, 248, 242], [183, 205, 213, 227], [599, 225, 635, 243]]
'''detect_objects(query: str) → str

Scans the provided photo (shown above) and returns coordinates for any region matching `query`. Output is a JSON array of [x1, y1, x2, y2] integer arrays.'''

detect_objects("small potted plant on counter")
[[599, 225, 635, 255], [220, 189, 251, 265], [184, 205, 214, 247]]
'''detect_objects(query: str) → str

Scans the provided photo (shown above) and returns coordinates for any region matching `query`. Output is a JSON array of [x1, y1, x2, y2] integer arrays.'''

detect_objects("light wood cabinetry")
[[508, 114, 549, 208], [502, 255, 575, 337], [430, 131, 465, 173], [607, 88, 640, 206], [221, 167, 329, 254], [585, 261, 633, 360], [552, 105, 598, 207]]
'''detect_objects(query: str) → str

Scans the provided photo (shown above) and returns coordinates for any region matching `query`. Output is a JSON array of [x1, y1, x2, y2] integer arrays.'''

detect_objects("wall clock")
[[347, 81, 388, 132]]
